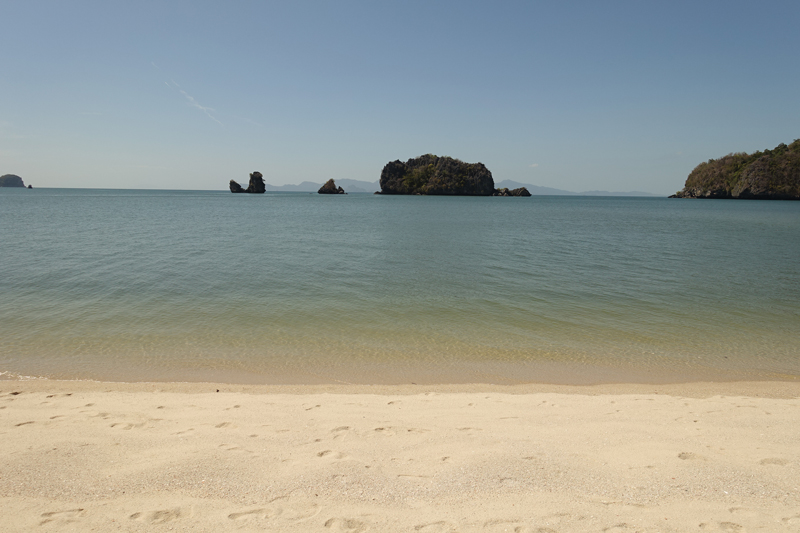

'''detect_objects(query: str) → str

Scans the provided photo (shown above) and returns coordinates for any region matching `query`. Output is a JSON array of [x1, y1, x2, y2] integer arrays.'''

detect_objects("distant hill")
[[263, 181, 322, 192], [263, 179, 380, 193], [0, 174, 25, 187], [671, 139, 800, 199], [578, 189, 659, 197], [495, 180, 657, 197], [494, 180, 573, 195], [259, 178, 656, 196], [335, 179, 381, 193]]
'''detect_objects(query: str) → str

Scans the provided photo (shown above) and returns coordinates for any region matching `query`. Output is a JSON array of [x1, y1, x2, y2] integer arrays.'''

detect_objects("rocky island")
[[0, 174, 26, 188], [378, 154, 530, 197], [230, 172, 266, 194], [318, 179, 346, 194], [671, 139, 799, 200], [493, 187, 532, 197]]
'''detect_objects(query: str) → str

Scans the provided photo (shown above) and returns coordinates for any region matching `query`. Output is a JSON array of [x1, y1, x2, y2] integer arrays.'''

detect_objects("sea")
[[1, 188, 798, 384]]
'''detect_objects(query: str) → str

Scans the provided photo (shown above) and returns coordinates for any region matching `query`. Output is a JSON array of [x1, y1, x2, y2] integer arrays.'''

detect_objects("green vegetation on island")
[[671, 139, 800, 200], [378, 154, 530, 196], [380, 154, 495, 195], [0, 174, 26, 187]]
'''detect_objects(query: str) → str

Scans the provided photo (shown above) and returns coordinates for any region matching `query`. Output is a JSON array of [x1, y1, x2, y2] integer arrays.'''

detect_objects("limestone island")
[[318, 179, 346, 194], [377, 154, 530, 197], [0, 174, 28, 188], [230, 172, 266, 194], [671, 139, 800, 200]]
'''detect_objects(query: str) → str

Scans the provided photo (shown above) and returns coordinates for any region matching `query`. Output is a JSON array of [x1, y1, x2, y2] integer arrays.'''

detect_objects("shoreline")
[[3, 354, 799, 390], [3, 376, 800, 398]]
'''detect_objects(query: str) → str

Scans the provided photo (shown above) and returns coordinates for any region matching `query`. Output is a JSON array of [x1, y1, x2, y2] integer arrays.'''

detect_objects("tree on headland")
[[671, 139, 800, 199]]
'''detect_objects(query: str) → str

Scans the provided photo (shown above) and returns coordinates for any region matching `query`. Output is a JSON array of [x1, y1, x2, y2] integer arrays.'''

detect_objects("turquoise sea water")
[[1, 188, 798, 384]]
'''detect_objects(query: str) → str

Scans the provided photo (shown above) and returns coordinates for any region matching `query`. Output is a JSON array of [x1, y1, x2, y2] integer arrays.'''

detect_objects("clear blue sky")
[[2, 1, 798, 194]]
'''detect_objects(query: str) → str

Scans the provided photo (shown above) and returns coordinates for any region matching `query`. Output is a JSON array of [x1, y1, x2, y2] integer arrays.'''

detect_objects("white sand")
[[1, 380, 799, 532]]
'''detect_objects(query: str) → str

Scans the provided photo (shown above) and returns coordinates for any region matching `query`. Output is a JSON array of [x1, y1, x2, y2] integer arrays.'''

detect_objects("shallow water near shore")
[[1, 188, 798, 384]]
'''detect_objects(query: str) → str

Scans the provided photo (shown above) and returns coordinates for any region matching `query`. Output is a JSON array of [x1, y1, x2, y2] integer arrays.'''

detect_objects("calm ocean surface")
[[1, 188, 798, 384]]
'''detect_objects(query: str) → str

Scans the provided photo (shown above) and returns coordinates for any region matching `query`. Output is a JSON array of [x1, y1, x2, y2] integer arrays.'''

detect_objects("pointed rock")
[[319, 179, 346, 194]]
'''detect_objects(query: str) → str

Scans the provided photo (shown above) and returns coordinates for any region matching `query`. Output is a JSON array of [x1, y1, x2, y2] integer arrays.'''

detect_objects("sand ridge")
[[1, 381, 799, 532]]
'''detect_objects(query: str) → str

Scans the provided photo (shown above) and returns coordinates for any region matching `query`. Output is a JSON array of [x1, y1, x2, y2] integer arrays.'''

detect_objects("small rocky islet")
[[229, 172, 266, 194], [671, 139, 800, 200], [318, 179, 346, 194]]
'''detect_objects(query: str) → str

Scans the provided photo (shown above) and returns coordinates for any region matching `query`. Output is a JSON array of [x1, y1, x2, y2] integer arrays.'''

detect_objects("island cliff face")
[[671, 140, 800, 200], [379, 155, 496, 196], [0, 174, 25, 187], [230, 172, 266, 194]]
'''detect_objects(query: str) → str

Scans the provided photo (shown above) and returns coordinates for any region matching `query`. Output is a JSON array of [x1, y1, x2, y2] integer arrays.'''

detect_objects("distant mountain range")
[[494, 181, 658, 196], [263, 178, 658, 196], [263, 179, 380, 193]]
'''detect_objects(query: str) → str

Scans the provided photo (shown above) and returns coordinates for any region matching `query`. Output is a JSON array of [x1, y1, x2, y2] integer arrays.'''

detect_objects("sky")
[[1, 1, 798, 194]]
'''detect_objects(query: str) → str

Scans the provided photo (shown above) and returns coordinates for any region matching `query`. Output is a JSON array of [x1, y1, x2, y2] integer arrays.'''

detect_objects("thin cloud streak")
[[165, 80, 224, 127]]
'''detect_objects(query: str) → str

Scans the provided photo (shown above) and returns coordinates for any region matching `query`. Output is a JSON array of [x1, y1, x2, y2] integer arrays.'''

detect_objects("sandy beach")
[[1, 380, 799, 532]]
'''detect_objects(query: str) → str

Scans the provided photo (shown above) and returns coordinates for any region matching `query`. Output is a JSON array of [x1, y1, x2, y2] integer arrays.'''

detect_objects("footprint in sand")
[[110, 422, 145, 430], [699, 522, 743, 532], [324, 517, 368, 532], [317, 450, 349, 460], [129, 508, 184, 524], [602, 524, 634, 532], [482, 519, 535, 532], [228, 507, 282, 521], [271, 498, 320, 522], [39, 508, 86, 526], [678, 452, 706, 461], [331, 426, 352, 439], [782, 514, 800, 525], [414, 521, 458, 532], [759, 457, 789, 466]]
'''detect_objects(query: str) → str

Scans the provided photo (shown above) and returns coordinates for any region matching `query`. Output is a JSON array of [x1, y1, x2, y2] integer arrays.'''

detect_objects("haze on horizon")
[[1, 1, 798, 195]]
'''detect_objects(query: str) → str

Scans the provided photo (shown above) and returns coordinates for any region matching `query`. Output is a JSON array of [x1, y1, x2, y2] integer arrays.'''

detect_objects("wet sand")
[[1, 380, 799, 532]]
